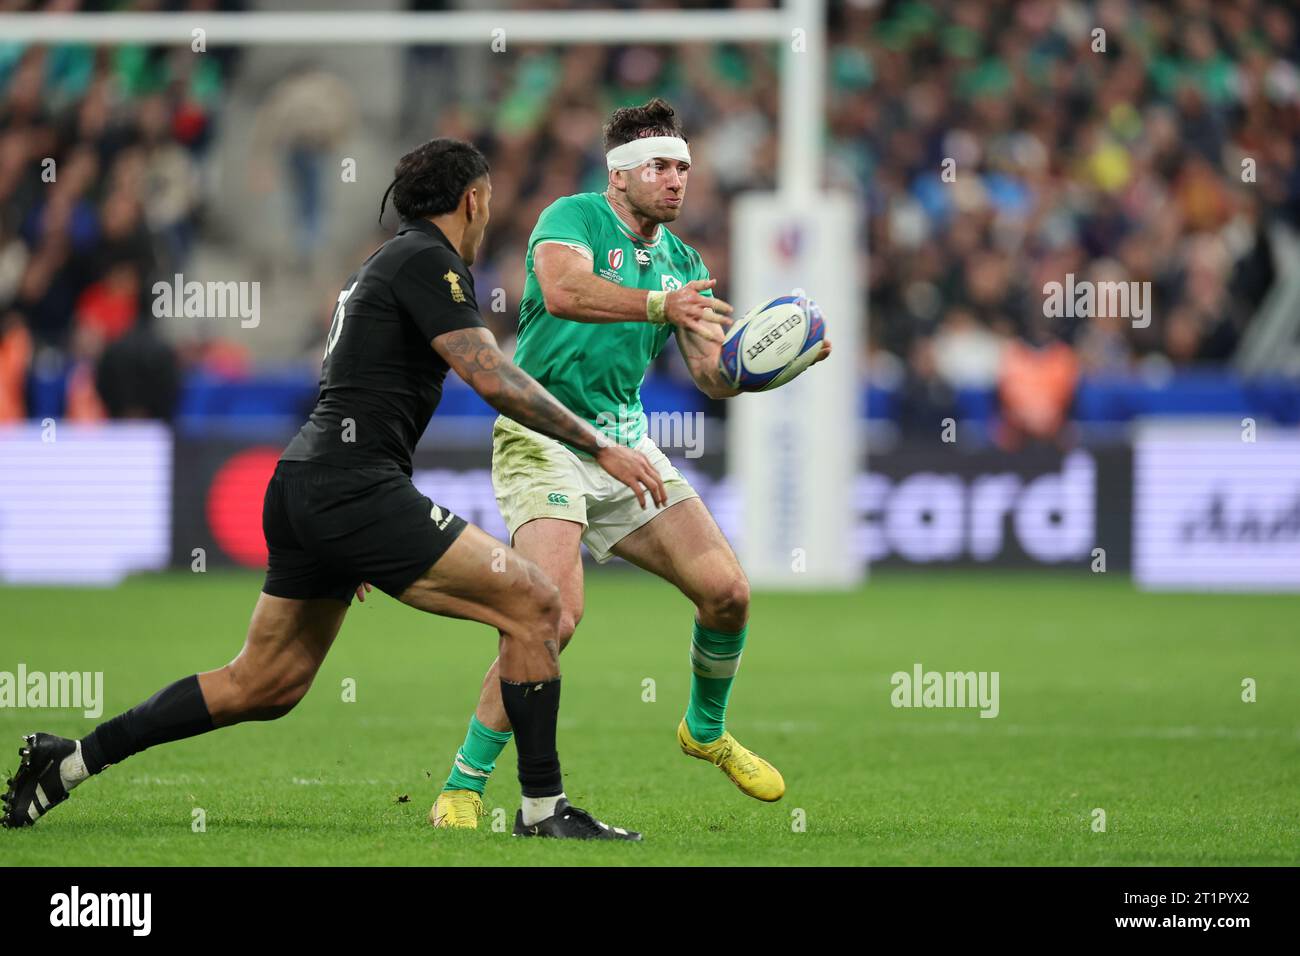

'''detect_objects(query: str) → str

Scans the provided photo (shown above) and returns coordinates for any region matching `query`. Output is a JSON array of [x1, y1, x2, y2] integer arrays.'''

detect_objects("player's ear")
[[608, 169, 626, 193]]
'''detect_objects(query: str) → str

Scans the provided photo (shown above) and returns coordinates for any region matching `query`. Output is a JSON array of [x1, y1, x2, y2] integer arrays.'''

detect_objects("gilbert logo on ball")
[[719, 294, 826, 392]]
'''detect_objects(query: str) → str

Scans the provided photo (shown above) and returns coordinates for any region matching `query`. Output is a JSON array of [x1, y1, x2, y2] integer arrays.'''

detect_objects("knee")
[[520, 568, 562, 643], [258, 676, 312, 720], [227, 662, 313, 721], [556, 605, 583, 652], [699, 575, 750, 631]]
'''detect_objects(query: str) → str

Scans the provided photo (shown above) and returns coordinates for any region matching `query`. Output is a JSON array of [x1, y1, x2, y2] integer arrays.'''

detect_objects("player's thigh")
[[491, 414, 591, 545], [209, 592, 348, 724], [397, 522, 558, 635], [610, 497, 749, 611], [581, 433, 695, 562], [512, 517, 585, 633]]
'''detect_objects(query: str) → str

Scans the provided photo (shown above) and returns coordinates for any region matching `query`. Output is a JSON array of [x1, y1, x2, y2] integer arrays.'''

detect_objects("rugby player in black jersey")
[[3, 139, 661, 841]]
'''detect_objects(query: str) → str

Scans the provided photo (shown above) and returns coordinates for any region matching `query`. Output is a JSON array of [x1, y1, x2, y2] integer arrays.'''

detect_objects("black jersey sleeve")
[[392, 245, 486, 342]]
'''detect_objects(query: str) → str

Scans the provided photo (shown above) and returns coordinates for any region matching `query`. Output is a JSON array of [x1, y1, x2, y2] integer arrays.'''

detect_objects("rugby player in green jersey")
[[431, 99, 831, 830]]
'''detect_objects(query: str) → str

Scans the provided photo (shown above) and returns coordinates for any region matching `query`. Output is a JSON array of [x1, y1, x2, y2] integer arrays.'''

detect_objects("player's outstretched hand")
[[665, 279, 733, 343], [800, 296, 832, 369], [594, 443, 667, 510]]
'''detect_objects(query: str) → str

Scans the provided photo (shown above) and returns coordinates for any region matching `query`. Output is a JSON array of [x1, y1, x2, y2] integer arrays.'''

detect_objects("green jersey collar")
[[602, 193, 664, 248]]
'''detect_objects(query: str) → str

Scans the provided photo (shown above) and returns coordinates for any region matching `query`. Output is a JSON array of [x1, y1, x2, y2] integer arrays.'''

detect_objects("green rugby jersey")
[[514, 191, 711, 448]]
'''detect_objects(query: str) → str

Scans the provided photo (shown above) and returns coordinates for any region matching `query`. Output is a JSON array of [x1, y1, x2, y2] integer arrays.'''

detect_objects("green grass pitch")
[[2, 570, 1297, 866]]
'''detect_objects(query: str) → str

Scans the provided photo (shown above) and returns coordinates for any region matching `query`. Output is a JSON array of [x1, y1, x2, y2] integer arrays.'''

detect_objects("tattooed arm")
[[432, 326, 667, 507], [434, 326, 602, 452]]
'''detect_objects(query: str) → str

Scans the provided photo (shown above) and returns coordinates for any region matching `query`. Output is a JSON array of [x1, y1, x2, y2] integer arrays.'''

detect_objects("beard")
[[629, 191, 682, 225]]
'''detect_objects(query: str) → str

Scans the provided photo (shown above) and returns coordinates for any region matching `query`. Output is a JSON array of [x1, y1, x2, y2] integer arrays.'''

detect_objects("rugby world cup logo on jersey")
[[598, 249, 625, 283], [152, 274, 260, 328], [443, 269, 466, 304]]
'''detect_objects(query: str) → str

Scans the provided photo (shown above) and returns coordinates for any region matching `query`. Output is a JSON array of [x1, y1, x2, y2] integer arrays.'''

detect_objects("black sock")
[[499, 677, 563, 797], [80, 674, 215, 774]]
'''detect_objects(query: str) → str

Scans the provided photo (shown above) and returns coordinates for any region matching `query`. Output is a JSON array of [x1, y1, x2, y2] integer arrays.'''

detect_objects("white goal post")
[[2, 0, 864, 588]]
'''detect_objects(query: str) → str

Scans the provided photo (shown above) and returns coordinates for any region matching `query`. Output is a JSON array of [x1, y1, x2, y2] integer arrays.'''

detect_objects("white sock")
[[521, 792, 565, 826], [58, 741, 89, 790]]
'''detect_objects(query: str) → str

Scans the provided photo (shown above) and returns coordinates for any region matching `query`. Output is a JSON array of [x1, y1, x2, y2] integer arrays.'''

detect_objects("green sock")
[[442, 715, 512, 794], [686, 620, 747, 744]]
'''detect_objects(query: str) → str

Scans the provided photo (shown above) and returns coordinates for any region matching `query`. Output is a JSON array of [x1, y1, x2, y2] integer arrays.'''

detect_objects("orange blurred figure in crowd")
[[0, 314, 33, 423], [996, 339, 1080, 451]]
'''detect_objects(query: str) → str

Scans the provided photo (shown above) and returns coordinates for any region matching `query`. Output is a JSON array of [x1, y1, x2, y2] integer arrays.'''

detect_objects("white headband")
[[606, 136, 692, 171]]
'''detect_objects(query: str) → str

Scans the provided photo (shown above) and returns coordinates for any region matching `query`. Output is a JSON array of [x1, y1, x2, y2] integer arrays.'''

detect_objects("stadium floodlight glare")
[[0, 0, 824, 197]]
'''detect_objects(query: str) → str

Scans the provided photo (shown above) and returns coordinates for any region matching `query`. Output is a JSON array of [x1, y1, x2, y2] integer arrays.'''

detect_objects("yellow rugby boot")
[[429, 789, 484, 829], [677, 719, 785, 802]]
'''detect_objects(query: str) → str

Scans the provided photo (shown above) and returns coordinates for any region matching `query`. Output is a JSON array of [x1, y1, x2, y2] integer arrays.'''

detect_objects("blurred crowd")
[[846, 0, 1298, 445], [447, 0, 1299, 446], [0, 14, 236, 422], [1, 0, 1298, 444]]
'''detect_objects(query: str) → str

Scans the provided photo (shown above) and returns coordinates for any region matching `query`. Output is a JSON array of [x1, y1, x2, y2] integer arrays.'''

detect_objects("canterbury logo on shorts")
[[546, 493, 569, 505]]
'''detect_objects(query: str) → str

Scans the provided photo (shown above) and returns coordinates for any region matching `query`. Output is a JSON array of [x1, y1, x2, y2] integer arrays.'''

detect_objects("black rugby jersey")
[[281, 219, 486, 475]]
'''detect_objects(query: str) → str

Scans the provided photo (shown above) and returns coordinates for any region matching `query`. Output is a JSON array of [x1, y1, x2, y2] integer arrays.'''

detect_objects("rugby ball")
[[719, 293, 826, 392]]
